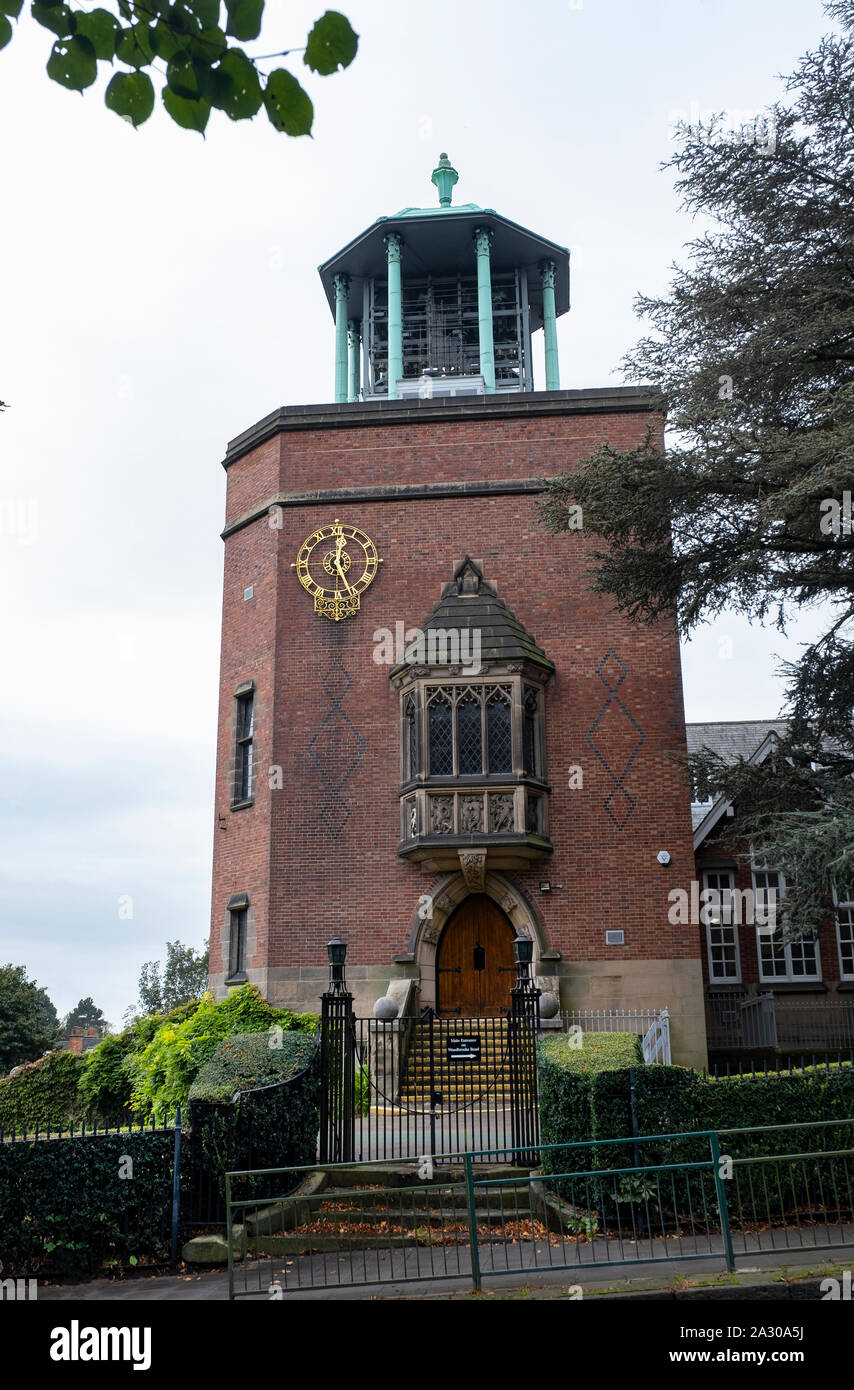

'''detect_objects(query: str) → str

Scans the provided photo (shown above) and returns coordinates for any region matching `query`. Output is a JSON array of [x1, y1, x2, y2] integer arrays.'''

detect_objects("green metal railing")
[[225, 1118, 854, 1297], [464, 1130, 734, 1289]]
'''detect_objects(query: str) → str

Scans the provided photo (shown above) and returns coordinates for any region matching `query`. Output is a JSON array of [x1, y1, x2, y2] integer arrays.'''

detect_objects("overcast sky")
[[0, 0, 835, 1028]]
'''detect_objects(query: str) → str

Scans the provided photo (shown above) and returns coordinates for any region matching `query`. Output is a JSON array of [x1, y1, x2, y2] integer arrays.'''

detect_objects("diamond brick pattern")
[[308, 658, 366, 838], [586, 648, 645, 830]]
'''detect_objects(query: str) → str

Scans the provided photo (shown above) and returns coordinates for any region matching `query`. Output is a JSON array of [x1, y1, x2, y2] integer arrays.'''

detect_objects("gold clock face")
[[293, 519, 381, 621]]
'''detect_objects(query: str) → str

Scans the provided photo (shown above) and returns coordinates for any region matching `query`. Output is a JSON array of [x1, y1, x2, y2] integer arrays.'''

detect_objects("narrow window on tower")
[[234, 688, 255, 804], [228, 904, 248, 980]]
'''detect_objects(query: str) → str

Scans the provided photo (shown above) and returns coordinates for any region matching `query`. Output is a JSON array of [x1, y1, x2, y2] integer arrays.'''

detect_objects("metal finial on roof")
[[431, 152, 459, 207]]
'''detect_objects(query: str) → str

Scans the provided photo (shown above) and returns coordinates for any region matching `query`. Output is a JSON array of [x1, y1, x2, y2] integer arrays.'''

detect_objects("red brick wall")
[[210, 403, 700, 982]]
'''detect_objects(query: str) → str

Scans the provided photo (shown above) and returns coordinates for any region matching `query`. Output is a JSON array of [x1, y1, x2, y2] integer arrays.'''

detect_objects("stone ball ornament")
[[373, 996, 398, 1020], [539, 992, 560, 1019]]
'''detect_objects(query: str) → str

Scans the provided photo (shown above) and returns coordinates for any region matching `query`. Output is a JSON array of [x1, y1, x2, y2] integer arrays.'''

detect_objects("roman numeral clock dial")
[[291, 519, 382, 622]]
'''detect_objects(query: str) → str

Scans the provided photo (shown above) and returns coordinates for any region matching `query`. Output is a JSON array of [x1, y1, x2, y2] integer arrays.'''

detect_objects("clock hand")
[[335, 556, 353, 594]]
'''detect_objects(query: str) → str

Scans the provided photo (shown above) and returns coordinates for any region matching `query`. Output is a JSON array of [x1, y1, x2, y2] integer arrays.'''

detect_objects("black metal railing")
[[706, 991, 854, 1053]]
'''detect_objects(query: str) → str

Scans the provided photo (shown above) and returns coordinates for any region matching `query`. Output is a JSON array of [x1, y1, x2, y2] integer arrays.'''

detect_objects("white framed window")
[[753, 866, 821, 982], [702, 869, 741, 982], [834, 881, 854, 981]]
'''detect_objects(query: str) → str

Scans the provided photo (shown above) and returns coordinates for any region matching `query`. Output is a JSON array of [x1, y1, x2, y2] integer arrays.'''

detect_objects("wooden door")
[[436, 895, 517, 1016]]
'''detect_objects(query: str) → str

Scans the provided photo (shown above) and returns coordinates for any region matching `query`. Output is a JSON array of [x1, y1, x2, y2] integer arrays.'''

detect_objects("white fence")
[[559, 1008, 671, 1065]]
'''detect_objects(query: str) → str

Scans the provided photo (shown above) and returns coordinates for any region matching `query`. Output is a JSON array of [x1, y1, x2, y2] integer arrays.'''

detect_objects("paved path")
[[37, 1242, 853, 1302]]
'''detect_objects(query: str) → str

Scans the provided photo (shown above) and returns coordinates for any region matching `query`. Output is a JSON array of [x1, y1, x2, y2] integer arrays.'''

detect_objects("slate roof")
[[390, 557, 554, 678], [686, 719, 788, 831]]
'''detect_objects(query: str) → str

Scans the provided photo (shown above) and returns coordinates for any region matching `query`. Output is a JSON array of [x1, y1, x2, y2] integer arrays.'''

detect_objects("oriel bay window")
[[390, 557, 555, 868], [397, 676, 551, 865]]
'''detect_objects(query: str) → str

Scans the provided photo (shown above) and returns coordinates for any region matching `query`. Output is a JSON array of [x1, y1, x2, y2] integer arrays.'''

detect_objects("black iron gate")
[[318, 937, 541, 1166], [351, 1008, 539, 1163]]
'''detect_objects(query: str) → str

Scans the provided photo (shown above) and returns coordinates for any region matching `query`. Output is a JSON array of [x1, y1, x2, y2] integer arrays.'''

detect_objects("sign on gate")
[[446, 1035, 482, 1063]]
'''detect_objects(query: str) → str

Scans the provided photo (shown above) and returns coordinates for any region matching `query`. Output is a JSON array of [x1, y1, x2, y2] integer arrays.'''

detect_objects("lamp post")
[[319, 938, 355, 1162], [513, 934, 535, 990], [326, 937, 348, 992], [509, 933, 540, 1159]]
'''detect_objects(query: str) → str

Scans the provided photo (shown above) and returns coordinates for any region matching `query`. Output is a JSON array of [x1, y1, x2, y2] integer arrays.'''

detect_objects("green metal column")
[[384, 233, 403, 399], [333, 273, 349, 404], [474, 227, 495, 393], [347, 319, 360, 402], [540, 260, 560, 391]]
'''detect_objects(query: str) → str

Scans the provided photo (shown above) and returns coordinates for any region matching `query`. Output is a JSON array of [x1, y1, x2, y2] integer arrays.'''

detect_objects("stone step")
[[323, 1162, 531, 1187]]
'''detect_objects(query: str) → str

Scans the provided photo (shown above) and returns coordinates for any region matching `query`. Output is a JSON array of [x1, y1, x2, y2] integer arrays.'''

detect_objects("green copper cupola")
[[317, 156, 570, 403]]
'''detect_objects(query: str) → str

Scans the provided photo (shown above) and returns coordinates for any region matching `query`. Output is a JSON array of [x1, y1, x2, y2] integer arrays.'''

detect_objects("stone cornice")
[[222, 386, 663, 469], [222, 477, 547, 538]]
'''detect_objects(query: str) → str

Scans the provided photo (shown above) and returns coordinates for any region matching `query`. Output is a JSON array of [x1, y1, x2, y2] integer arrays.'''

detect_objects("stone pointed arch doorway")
[[436, 894, 516, 1016]]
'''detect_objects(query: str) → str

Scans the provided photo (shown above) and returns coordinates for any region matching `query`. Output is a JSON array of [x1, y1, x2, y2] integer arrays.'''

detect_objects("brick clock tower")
[[209, 155, 707, 1066]]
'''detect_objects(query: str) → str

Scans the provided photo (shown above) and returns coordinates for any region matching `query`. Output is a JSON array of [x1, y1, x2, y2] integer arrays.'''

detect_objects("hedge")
[[538, 1032, 643, 1172], [0, 1051, 85, 1133], [0, 987, 321, 1131], [539, 1044, 854, 1169], [0, 1128, 175, 1278]]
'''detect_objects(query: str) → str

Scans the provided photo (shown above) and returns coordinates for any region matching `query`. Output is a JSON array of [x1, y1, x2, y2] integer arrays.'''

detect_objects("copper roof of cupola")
[[391, 558, 554, 678]]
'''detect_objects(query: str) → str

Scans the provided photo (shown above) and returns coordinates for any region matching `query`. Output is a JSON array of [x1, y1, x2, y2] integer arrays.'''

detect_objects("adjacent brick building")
[[689, 721, 854, 1058]]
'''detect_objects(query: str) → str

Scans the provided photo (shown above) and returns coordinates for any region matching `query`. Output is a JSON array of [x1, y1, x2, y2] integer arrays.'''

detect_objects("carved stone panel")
[[488, 793, 514, 833], [460, 795, 484, 832], [459, 850, 487, 891], [430, 796, 454, 833]]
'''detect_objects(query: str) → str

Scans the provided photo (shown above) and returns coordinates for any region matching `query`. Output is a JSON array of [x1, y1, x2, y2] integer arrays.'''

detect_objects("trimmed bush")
[[186, 1031, 320, 1212], [540, 1045, 854, 1168], [0, 1051, 85, 1133], [538, 1032, 644, 1171], [188, 1030, 317, 1102]]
